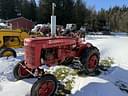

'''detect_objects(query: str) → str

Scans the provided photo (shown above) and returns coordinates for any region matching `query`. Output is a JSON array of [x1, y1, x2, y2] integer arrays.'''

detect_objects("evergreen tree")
[[0, 0, 17, 19], [38, 0, 74, 25], [15, 0, 37, 21], [106, 6, 128, 32], [73, 0, 86, 28], [97, 9, 107, 31], [21, 0, 30, 19], [29, 0, 37, 21]]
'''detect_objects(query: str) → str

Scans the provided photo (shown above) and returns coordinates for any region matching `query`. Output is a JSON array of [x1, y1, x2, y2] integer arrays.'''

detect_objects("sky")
[[85, 0, 128, 11]]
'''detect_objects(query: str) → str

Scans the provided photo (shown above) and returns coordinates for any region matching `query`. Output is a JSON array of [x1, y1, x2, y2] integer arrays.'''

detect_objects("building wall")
[[7, 17, 33, 32]]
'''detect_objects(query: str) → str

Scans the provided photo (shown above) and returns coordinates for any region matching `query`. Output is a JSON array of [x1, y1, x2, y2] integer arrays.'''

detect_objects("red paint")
[[38, 80, 55, 96], [24, 36, 91, 69], [87, 55, 98, 72], [18, 64, 30, 77], [7, 17, 33, 31]]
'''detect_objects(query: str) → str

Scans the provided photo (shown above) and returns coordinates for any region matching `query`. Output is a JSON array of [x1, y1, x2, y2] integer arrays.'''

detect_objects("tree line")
[[0, 0, 127, 32]]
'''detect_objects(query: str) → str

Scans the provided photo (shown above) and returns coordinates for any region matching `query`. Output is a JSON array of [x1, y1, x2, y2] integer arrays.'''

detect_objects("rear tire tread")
[[80, 46, 100, 75]]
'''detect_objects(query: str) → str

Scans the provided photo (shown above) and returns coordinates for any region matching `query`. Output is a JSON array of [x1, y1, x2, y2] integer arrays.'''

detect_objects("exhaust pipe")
[[51, 3, 56, 37]]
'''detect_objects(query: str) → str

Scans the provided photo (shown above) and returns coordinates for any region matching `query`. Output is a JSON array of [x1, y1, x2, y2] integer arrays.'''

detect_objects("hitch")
[[19, 62, 45, 77]]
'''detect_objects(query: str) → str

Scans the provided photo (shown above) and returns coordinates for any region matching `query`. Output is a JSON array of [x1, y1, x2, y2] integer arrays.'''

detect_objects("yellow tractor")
[[0, 29, 29, 57]]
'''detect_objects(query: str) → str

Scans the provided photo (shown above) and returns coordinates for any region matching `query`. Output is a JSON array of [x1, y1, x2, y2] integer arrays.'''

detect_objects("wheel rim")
[[3, 51, 13, 57], [18, 65, 30, 77], [87, 55, 98, 72], [38, 80, 55, 96]]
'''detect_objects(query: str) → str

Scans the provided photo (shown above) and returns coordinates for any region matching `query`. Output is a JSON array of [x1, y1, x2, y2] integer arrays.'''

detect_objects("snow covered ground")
[[0, 35, 128, 96]]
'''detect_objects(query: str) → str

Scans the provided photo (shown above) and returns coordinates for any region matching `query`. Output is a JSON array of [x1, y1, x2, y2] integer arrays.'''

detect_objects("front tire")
[[13, 61, 32, 80], [80, 46, 100, 74], [31, 74, 57, 96], [0, 48, 17, 58]]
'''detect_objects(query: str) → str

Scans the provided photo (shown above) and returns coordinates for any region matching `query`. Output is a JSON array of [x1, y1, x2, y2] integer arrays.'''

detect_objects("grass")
[[45, 57, 115, 94], [46, 66, 77, 93], [99, 57, 114, 70]]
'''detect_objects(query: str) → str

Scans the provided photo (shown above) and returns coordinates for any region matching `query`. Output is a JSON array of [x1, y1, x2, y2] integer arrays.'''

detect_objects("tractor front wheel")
[[13, 61, 32, 80], [31, 74, 57, 96], [80, 46, 100, 75], [0, 48, 17, 58]]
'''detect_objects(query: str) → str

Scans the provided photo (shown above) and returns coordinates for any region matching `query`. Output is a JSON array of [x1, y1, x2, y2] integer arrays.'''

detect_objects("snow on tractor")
[[13, 3, 100, 96], [0, 29, 29, 57]]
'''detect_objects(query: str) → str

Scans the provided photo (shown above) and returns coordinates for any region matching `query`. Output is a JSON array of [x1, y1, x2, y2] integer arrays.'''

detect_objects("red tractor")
[[13, 36, 100, 96]]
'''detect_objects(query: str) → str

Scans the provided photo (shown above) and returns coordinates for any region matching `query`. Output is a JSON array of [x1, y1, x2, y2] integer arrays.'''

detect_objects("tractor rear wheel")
[[0, 48, 16, 58], [80, 46, 100, 75], [13, 60, 32, 80], [31, 74, 57, 96]]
